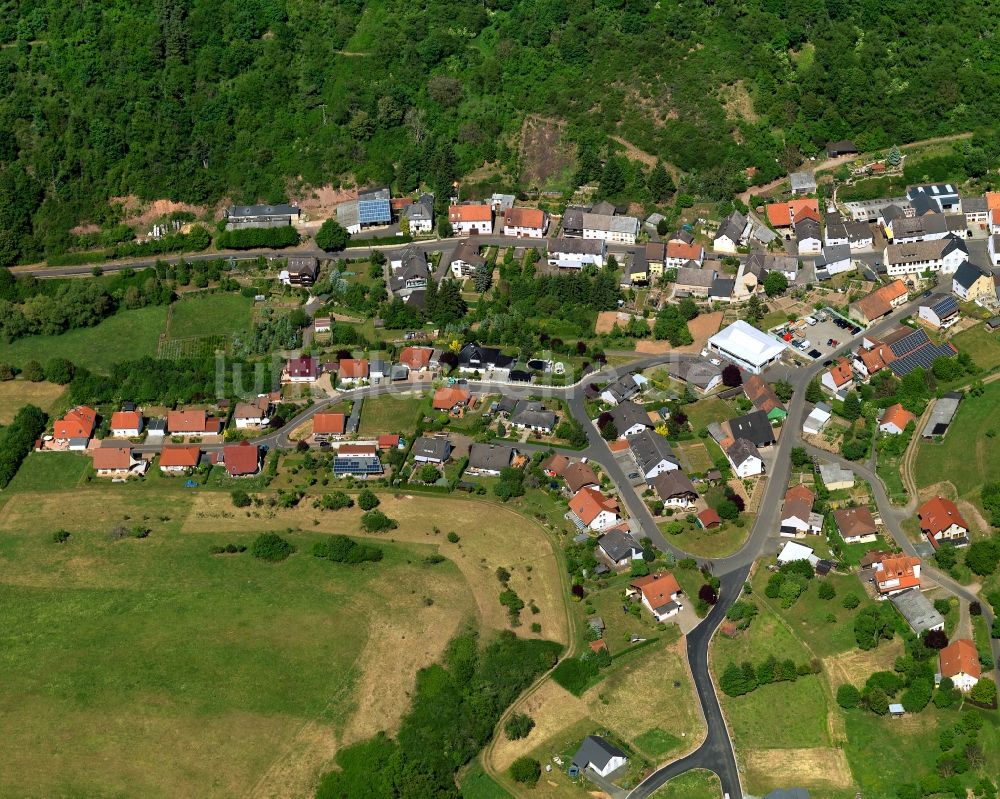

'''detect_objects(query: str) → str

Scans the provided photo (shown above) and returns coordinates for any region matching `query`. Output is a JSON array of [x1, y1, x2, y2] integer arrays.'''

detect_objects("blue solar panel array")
[[888, 328, 930, 357], [358, 197, 391, 225], [930, 295, 959, 318], [333, 457, 384, 475], [888, 343, 957, 377]]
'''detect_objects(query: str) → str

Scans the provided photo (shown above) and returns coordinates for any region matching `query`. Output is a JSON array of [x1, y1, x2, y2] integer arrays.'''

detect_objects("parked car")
[[804, 316, 818, 326]]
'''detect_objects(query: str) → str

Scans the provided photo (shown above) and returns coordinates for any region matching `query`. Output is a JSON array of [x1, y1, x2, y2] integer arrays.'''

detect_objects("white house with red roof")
[[449, 204, 493, 235], [918, 496, 970, 548], [629, 572, 683, 621], [502, 207, 548, 238], [109, 410, 143, 438], [873, 554, 922, 596], [569, 487, 620, 531], [938, 639, 980, 692], [821, 358, 854, 395], [337, 358, 369, 386], [54, 406, 98, 447]]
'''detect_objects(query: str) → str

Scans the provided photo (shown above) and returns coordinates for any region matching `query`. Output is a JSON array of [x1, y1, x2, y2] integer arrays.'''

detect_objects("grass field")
[[168, 293, 254, 338], [674, 440, 712, 473], [947, 324, 1000, 380], [662, 518, 751, 558], [0, 380, 66, 424], [684, 397, 736, 432], [913, 378, 1000, 517], [461, 763, 513, 799], [0, 305, 167, 373], [6, 452, 91, 492], [0, 484, 481, 799], [358, 393, 429, 434], [650, 769, 722, 798]]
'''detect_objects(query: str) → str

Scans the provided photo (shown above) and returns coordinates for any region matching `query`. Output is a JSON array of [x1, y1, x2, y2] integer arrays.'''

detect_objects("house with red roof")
[[167, 409, 222, 436], [377, 433, 401, 450], [222, 442, 261, 477], [938, 639, 980, 692], [665, 240, 705, 268], [697, 508, 721, 529], [629, 572, 683, 622], [569, 487, 620, 531], [781, 484, 820, 536], [92, 446, 138, 477], [285, 356, 319, 383], [398, 346, 434, 371], [874, 554, 922, 596], [159, 446, 201, 473], [54, 406, 98, 446], [109, 410, 143, 438], [878, 403, 916, 436], [448, 204, 493, 235], [502, 207, 548, 238], [834, 506, 878, 544], [821, 357, 854, 395], [765, 198, 820, 230], [313, 412, 346, 441], [918, 496, 970, 548], [432, 386, 471, 411], [337, 358, 369, 386]]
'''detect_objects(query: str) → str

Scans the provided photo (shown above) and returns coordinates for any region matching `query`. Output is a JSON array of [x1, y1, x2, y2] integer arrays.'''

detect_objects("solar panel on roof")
[[889, 328, 930, 357], [888, 344, 957, 377]]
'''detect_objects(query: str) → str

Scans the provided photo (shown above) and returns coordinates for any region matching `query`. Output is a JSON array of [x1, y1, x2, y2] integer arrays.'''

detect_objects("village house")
[[608, 400, 654, 438], [989, 234, 1000, 267], [744, 253, 800, 283], [432, 385, 471, 412], [891, 589, 945, 634], [917, 293, 960, 329], [938, 639, 980, 692], [54, 406, 98, 448], [569, 486, 620, 531], [789, 170, 817, 195], [794, 212, 822, 255], [166, 409, 222, 437], [963, 196, 989, 227], [725, 438, 763, 478], [885, 212, 950, 244], [222, 442, 261, 477], [698, 508, 722, 529], [466, 443, 515, 476], [388, 248, 429, 299], [596, 527, 644, 568], [743, 375, 786, 421], [627, 429, 681, 482], [546, 237, 606, 269], [848, 279, 908, 325], [814, 244, 853, 278], [233, 396, 272, 429], [502, 207, 548, 237], [873, 554, 922, 596], [92, 446, 140, 478], [650, 470, 699, 509], [285, 356, 319, 383], [918, 496, 970, 548], [448, 203, 493, 235], [765, 198, 820, 231], [509, 400, 557, 433], [878, 403, 916, 435], [457, 343, 515, 373], [412, 436, 453, 464], [802, 402, 832, 435], [834, 506, 878, 544], [398, 346, 435, 372], [952, 260, 995, 303], [449, 240, 487, 278], [280, 256, 319, 287], [821, 357, 854, 396], [728, 409, 777, 448], [159, 445, 201, 474], [668, 359, 723, 394], [571, 737, 629, 779], [109, 410, 143, 438], [582, 213, 639, 245], [780, 484, 821, 536], [337, 358, 369, 386], [400, 193, 434, 234], [907, 183, 960, 213], [713, 211, 750, 253], [630, 572, 683, 621], [225, 203, 299, 230], [561, 461, 599, 492], [673, 265, 717, 297], [313, 411, 346, 442], [665, 240, 705, 269], [883, 235, 967, 277], [333, 443, 383, 477]]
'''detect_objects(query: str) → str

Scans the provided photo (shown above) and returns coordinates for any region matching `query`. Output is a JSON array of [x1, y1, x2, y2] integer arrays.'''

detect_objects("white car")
[[804, 316, 818, 326], [709, 358, 722, 366]]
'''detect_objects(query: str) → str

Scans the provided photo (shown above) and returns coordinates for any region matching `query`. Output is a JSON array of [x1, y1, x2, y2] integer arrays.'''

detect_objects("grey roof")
[[337, 200, 359, 228], [572, 736, 627, 772], [716, 211, 748, 243], [146, 418, 167, 432], [815, 244, 851, 268], [497, 395, 518, 414], [921, 293, 959, 320], [709, 278, 736, 298], [651, 470, 698, 501], [627, 429, 680, 474], [561, 206, 589, 232], [953, 259, 989, 290], [598, 529, 643, 562], [591, 201, 616, 216], [675, 266, 716, 288], [824, 220, 847, 242], [730, 410, 776, 446], [962, 196, 987, 213], [412, 436, 452, 461], [402, 193, 434, 223], [880, 203, 908, 222], [583, 213, 639, 236], [753, 224, 778, 244], [468, 443, 514, 472], [510, 400, 557, 429], [227, 203, 299, 218], [358, 187, 390, 202], [789, 170, 817, 192], [548, 237, 604, 256], [891, 213, 948, 239], [845, 221, 874, 242], [946, 214, 968, 233], [727, 437, 761, 467], [891, 589, 945, 635], [287, 256, 318, 277], [609, 400, 652, 433], [669, 229, 694, 245], [668, 359, 722, 390], [794, 217, 821, 239], [924, 394, 961, 436], [745, 253, 799, 278], [819, 461, 854, 486], [766, 790, 811, 799], [604, 374, 641, 403], [886, 236, 967, 265], [451, 240, 486, 268]]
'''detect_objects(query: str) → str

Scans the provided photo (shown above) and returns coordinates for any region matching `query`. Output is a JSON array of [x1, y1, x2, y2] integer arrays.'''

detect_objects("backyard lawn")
[[684, 397, 736, 432], [167, 292, 254, 338], [358, 393, 429, 434], [947, 324, 1000, 380], [0, 305, 167, 373]]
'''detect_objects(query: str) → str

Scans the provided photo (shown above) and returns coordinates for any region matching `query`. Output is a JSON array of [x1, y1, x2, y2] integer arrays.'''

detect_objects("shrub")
[[509, 757, 541, 786], [315, 491, 353, 510], [551, 656, 599, 695], [231, 489, 252, 507], [504, 713, 535, 740], [360, 510, 397, 532], [21, 360, 45, 382], [842, 593, 861, 609], [357, 489, 380, 510], [837, 683, 861, 709], [52, 529, 70, 544], [447, 531, 460, 543], [315, 218, 351, 251], [251, 532, 294, 562], [313, 534, 383, 564], [970, 678, 998, 707], [818, 581, 836, 600]]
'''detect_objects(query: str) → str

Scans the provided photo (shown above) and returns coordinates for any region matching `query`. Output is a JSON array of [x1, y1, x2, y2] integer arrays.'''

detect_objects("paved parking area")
[[781, 309, 864, 363]]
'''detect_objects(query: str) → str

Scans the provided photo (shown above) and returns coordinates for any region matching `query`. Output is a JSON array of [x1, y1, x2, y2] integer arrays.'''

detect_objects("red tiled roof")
[[449, 204, 492, 223], [589, 639, 608, 654], [54, 406, 98, 439], [93, 447, 132, 470], [399, 346, 433, 370], [765, 198, 820, 227], [313, 412, 346, 435], [880, 403, 915, 431], [834, 506, 877, 539], [159, 446, 201, 468], [636, 572, 681, 608], [223, 442, 260, 476], [563, 462, 599, 492], [339, 443, 377, 456], [698, 508, 721, 528], [378, 434, 400, 450], [939, 639, 980, 680], [569, 487, 618, 525], [338, 358, 368, 379], [433, 386, 470, 410], [607, 439, 630, 453], [827, 358, 854, 388], [874, 554, 921, 593], [503, 207, 545, 229], [857, 342, 896, 374], [110, 411, 141, 430], [918, 496, 968, 537], [666, 241, 704, 261], [167, 410, 221, 434], [992, 208, 1000, 225]]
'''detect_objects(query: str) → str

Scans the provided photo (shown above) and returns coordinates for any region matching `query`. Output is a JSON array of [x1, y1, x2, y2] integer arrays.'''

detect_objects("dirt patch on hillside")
[[490, 681, 588, 772], [520, 115, 575, 189], [743, 747, 853, 790], [633, 311, 722, 355], [595, 311, 653, 335], [291, 184, 359, 220], [610, 135, 657, 168], [718, 81, 759, 125], [110, 195, 209, 229], [824, 640, 904, 689]]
